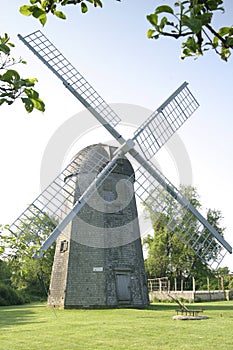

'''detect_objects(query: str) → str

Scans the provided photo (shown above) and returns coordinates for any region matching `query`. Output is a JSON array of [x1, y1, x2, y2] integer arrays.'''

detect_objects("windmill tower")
[[8, 30, 232, 308], [48, 144, 148, 308]]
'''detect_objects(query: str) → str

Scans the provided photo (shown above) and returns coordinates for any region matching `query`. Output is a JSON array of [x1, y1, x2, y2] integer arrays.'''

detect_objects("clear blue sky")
[[0, 0, 232, 270]]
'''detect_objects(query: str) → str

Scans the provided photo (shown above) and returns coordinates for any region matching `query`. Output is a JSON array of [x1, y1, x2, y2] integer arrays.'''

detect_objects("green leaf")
[[155, 5, 174, 15], [206, 0, 224, 11], [32, 7, 46, 18], [220, 46, 231, 61], [24, 88, 39, 99], [182, 16, 202, 33], [213, 36, 219, 48], [30, 0, 41, 3], [54, 11, 66, 19], [0, 44, 10, 55], [31, 97, 45, 111], [159, 17, 168, 30], [226, 37, 233, 47], [1, 70, 20, 83], [184, 36, 197, 52], [218, 27, 230, 36], [198, 12, 212, 26], [26, 77, 38, 84], [39, 14, 47, 26], [23, 88, 45, 111], [81, 2, 88, 13], [229, 27, 233, 36], [147, 29, 155, 38], [0, 97, 14, 105], [94, 0, 103, 7], [21, 97, 34, 113], [7, 42, 15, 48], [0, 33, 8, 45], [147, 14, 158, 27], [19, 5, 34, 16]]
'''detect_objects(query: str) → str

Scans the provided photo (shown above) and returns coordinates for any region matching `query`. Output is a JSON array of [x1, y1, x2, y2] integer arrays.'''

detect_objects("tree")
[[0, 33, 45, 112], [0, 211, 56, 298], [143, 186, 226, 285], [1, 1, 232, 111], [20, 0, 233, 61], [147, 0, 233, 61], [19, 0, 105, 25]]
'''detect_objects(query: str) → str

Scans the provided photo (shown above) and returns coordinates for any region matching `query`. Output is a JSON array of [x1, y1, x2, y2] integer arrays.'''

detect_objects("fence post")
[[159, 279, 162, 292], [181, 279, 183, 292], [192, 277, 196, 292], [174, 278, 177, 292], [221, 276, 225, 292], [207, 277, 210, 292]]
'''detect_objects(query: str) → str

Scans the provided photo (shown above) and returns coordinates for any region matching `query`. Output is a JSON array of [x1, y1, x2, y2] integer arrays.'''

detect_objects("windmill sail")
[[8, 147, 112, 254], [133, 160, 231, 269], [133, 82, 199, 160], [18, 31, 121, 130]]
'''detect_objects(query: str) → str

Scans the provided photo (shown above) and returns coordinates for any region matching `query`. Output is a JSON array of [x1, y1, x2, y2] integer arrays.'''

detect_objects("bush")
[[0, 283, 25, 306]]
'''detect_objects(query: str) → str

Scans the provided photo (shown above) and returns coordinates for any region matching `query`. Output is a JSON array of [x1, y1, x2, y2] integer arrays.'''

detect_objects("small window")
[[60, 240, 68, 253]]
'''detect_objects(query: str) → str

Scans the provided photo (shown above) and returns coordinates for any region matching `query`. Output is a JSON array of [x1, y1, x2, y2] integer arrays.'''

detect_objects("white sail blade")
[[18, 30, 121, 129], [8, 147, 111, 251], [133, 82, 199, 160], [133, 157, 231, 269]]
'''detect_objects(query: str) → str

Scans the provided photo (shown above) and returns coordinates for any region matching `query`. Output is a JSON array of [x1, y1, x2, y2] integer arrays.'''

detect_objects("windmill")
[[8, 30, 232, 308]]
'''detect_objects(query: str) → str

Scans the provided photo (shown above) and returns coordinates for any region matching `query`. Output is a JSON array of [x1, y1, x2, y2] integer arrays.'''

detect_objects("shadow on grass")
[[0, 304, 45, 329], [146, 304, 177, 312]]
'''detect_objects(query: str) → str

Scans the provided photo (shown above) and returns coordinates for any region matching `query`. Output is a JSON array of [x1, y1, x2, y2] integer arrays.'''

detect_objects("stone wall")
[[149, 290, 233, 303]]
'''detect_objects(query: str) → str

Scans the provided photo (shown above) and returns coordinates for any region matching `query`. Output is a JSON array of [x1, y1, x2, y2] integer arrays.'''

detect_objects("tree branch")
[[158, 30, 193, 39], [205, 23, 230, 47]]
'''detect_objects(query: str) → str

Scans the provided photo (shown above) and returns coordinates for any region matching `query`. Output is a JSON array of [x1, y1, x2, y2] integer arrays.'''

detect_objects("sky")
[[0, 0, 233, 270]]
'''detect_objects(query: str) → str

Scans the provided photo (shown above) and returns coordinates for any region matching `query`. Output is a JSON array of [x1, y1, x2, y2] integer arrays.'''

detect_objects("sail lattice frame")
[[133, 83, 199, 160], [8, 147, 111, 247], [134, 163, 227, 269], [18, 30, 121, 128]]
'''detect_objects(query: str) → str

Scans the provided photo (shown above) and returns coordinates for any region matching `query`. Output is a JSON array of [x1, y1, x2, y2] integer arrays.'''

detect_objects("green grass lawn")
[[0, 301, 233, 350]]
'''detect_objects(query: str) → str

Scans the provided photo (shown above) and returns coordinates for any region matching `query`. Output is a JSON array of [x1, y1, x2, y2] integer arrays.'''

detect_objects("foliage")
[[217, 266, 230, 275], [0, 259, 11, 285], [19, 1, 233, 61], [0, 211, 56, 299], [143, 186, 226, 281], [0, 283, 26, 306], [215, 266, 232, 290], [147, 0, 233, 61], [0, 33, 45, 112], [19, 0, 105, 26]]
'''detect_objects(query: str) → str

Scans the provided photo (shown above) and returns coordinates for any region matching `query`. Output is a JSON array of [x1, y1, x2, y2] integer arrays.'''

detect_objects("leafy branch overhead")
[[19, 0, 104, 26], [147, 0, 233, 61], [19, 0, 233, 61], [0, 33, 44, 112]]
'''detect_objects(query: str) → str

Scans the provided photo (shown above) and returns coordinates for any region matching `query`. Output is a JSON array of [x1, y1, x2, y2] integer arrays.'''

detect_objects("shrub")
[[0, 283, 25, 306]]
